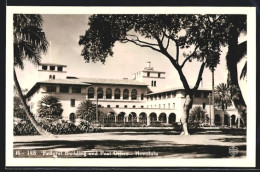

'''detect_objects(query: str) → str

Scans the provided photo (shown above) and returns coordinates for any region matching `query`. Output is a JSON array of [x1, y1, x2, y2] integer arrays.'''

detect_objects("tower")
[[36, 63, 67, 81], [132, 61, 166, 93]]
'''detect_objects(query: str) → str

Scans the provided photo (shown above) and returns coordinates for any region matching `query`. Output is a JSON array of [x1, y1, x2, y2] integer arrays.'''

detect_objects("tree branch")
[[120, 38, 161, 53], [192, 62, 206, 91], [181, 46, 199, 68], [126, 34, 159, 46]]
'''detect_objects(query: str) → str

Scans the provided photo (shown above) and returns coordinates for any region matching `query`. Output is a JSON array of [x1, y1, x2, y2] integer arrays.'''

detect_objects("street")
[[13, 131, 246, 158]]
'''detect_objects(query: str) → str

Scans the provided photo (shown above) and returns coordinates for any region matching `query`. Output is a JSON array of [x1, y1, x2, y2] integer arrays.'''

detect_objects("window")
[[107, 105, 110, 108], [194, 92, 201, 98], [173, 103, 175, 109], [133, 105, 136, 108], [203, 103, 206, 109], [154, 81, 157, 87], [116, 105, 119, 108], [141, 106, 144, 108], [97, 87, 103, 99], [42, 65, 47, 70], [124, 105, 127, 108], [98, 105, 102, 108], [204, 92, 209, 98], [151, 80, 154, 86], [72, 86, 81, 93], [114, 88, 121, 99], [49, 75, 52, 79], [60, 85, 69, 93], [131, 89, 137, 100], [163, 104, 165, 108], [123, 89, 129, 100], [71, 99, 75, 107], [147, 72, 150, 77], [106, 88, 112, 99], [158, 73, 161, 78], [50, 66, 55, 71], [141, 93, 144, 100], [58, 66, 63, 71], [46, 85, 56, 92], [52, 75, 55, 79], [88, 87, 94, 98]]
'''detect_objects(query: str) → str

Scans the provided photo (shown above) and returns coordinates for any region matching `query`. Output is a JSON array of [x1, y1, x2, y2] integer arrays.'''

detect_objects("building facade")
[[26, 62, 242, 127]]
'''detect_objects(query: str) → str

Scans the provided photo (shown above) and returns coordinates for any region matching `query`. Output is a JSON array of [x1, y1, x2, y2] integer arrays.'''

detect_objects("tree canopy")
[[79, 14, 239, 94]]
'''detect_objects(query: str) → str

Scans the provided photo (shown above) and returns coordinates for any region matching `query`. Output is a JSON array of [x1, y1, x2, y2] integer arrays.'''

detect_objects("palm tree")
[[189, 106, 208, 124], [214, 83, 232, 116], [13, 14, 51, 135], [38, 95, 63, 119], [76, 100, 97, 121]]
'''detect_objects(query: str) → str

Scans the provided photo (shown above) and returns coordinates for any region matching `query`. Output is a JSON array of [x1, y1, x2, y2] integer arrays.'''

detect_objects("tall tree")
[[13, 14, 51, 135], [214, 83, 232, 121], [79, 15, 226, 135], [224, 15, 247, 125]]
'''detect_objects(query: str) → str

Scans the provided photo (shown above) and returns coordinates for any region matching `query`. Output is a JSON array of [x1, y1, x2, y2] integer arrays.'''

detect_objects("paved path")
[[13, 131, 246, 158]]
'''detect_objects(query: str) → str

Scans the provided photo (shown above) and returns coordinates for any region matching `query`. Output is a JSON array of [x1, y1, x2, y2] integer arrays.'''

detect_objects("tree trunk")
[[14, 68, 54, 136], [180, 94, 193, 135], [226, 28, 247, 126]]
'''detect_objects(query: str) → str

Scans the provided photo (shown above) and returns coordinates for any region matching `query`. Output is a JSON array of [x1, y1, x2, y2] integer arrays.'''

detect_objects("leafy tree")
[[76, 100, 98, 121], [37, 95, 63, 119], [189, 106, 208, 123], [214, 83, 232, 112], [79, 14, 228, 135], [13, 14, 50, 135]]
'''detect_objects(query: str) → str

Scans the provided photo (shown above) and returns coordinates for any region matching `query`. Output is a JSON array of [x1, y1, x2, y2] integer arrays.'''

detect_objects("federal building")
[[26, 61, 241, 127]]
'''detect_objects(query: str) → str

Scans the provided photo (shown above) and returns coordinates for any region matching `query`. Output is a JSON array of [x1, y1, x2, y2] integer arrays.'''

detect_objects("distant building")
[[26, 62, 242, 127]]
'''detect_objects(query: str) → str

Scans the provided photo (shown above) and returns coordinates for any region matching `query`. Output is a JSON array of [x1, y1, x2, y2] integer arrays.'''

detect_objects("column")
[[147, 115, 150, 126], [238, 117, 241, 128], [166, 115, 169, 124]]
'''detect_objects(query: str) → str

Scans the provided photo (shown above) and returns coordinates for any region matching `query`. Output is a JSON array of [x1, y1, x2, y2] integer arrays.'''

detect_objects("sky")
[[15, 14, 247, 101]]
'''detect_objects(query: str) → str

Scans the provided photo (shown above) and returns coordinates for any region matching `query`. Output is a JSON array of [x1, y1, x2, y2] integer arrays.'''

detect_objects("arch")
[[106, 88, 112, 99], [224, 114, 229, 125], [128, 112, 137, 122], [149, 112, 157, 123], [114, 88, 121, 99], [123, 89, 129, 100], [231, 115, 236, 125], [159, 113, 167, 123], [117, 112, 126, 122], [88, 87, 94, 98], [107, 112, 115, 122], [97, 87, 103, 99], [168, 113, 176, 124], [139, 112, 147, 125], [131, 89, 137, 100], [215, 114, 221, 125], [69, 113, 76, 122]]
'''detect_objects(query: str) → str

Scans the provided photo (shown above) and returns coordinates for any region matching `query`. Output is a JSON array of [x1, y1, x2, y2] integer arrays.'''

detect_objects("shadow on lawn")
[[14, 139, 246, 158]]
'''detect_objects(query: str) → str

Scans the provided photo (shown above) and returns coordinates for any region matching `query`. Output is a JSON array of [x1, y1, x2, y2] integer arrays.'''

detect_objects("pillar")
[[237, 117, 240, 128]]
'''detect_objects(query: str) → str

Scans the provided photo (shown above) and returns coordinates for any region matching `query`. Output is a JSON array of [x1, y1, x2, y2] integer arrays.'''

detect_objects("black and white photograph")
[[6, 6, 256, 167]]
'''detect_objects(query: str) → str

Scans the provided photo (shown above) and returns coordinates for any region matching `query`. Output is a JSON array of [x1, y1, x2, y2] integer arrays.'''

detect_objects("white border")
[[6, 6, 256, 167]]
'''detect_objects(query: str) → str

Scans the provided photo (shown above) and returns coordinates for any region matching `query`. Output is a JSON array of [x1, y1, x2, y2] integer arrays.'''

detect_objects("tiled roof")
[[66, 77, 148, 86], [147, 87, 212, 95], [38, 79, 90, 86], [40, 63, 67, 67]]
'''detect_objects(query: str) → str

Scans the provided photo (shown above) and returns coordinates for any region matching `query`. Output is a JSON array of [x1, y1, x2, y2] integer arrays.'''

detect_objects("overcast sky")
[[15, 14, 247, 100]]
